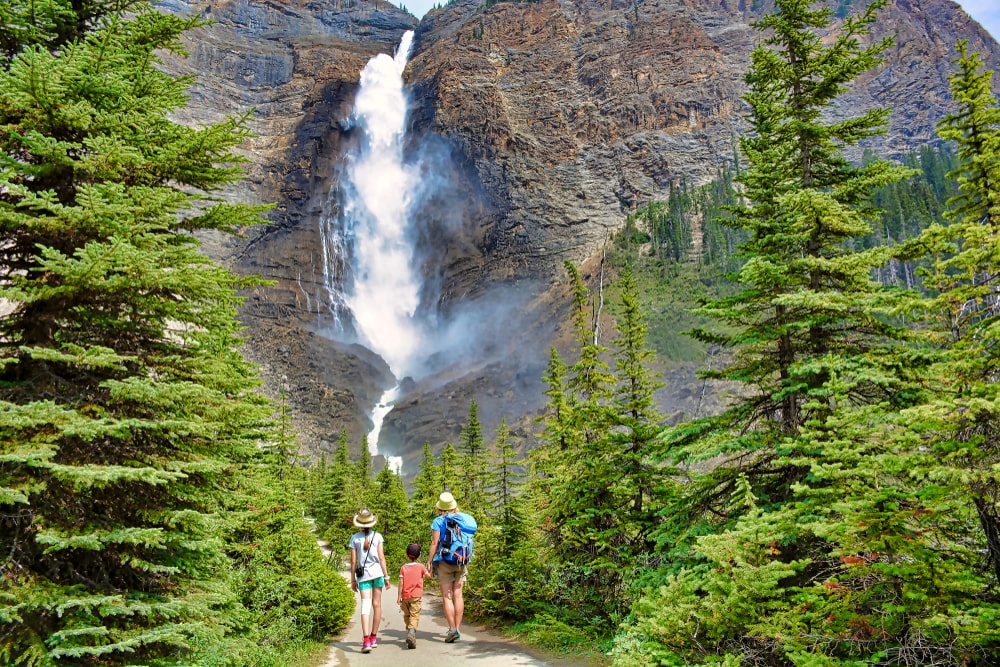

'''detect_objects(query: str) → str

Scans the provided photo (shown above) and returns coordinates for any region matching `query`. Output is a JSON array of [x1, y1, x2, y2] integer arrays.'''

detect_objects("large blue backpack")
[[438, 511, 478, 565]]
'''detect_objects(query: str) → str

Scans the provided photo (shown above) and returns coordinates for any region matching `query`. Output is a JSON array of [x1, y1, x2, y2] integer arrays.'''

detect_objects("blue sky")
[[957, 1, 1000, 40], [403, 0, 998, 39]]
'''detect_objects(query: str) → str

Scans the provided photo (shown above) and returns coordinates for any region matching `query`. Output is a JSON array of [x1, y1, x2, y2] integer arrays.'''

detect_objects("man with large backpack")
[[426, 491, 477, 643]]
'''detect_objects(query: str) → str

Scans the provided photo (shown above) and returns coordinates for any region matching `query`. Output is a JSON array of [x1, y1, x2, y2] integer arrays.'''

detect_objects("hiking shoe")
[[361, 636, 372, 653], [406, 630, 416, 649], [369, 634, 378, 649], [444, 629, 460, 643]]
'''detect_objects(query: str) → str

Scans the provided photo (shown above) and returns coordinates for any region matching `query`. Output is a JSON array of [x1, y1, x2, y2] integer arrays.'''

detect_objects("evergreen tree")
[[267, 379, 304, 477], [438, 442, 461, 494], [937, 41, 1000, 229], [486, 419, 527, 550], [411, 442, 442, 527], [470, 418, 545, 621], [608, 264, 664, 550], [888, 43, 1000, 650], [344, 436, 375, 525], [371, 462, 412, 571], [225, 443, 353, 660], [0, 2, 275, 663], [312, 431, 351, 532], [458, 398, 486, 514], [669, 0, 912, 529], [537, 264, 664, 624], [616, 2, 943, 665], [308, 453, 328, 515]]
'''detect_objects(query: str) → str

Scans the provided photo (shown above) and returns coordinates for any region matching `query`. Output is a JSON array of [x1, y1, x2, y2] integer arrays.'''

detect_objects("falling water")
[[321, 31, 417, 473]]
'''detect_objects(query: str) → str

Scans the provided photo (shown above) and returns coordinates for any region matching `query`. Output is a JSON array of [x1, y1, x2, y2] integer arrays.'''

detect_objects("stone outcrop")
[[406, 0, 1000, 290], [158, 0, 1000, 478]]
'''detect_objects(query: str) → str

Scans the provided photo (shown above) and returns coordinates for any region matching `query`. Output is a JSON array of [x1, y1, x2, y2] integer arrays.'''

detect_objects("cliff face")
[[160, 0, 1000, 474], [406, 0, 1000, 291], [158, 0, 417, 452]]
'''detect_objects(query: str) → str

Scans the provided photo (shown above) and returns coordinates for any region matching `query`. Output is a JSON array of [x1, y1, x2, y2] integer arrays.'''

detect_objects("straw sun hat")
[[353, 508, 377, 528], [435, 491, 458, 511]]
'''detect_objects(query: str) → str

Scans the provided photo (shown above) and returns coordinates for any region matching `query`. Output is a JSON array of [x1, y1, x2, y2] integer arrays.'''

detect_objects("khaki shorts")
[[400, 596, 422, 630], [436, 561, 467, 585]]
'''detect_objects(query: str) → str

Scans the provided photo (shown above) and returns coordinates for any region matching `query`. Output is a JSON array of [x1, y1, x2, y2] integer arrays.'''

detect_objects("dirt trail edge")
[[317, 541, 557, 667]]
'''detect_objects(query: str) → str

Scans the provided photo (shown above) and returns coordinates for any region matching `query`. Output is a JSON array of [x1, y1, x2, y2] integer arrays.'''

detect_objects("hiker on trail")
[[397, 542, 431, 649], [348, 508, 390, 653], [426, 491, 477, 643]]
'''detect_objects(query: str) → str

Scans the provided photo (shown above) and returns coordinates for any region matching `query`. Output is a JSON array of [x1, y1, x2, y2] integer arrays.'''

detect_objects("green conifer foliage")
[[458, 398, 486, 514], [535, 263, 666, 626], [671, 0, 912, 530], [469, 419, 545, 620], [608, 265, 664, 547], [310, 431, 352, 535], [895, 42, 1000, 633], [438, 442, 461, 494], [486, 419, 527, 551], [411, 442, 442, 527], [0, 1, 272, 663], [615, 1, 960, 664], [225, 457, 353, 657], [937, 41, 1000, 230], [539, 265, 616, 573], [371, 462, 412, 570]]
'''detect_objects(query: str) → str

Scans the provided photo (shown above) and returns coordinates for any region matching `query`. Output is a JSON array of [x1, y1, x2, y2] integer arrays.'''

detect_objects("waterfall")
[[320, 31, 416, 473]]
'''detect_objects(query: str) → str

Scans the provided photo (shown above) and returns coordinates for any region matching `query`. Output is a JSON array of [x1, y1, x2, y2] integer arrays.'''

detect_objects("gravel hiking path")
[[316, 540, 562, 667]]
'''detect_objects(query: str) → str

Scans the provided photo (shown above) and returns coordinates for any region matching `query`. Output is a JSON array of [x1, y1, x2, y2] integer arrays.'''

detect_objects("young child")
[[397, 542, 431, 649]]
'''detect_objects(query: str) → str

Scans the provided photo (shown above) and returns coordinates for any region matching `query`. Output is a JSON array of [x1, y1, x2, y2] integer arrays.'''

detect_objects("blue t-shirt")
[[430, 514, 450, 563]]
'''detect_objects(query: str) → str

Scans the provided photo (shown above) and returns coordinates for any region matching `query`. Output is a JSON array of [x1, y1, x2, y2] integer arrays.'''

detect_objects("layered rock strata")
[[159, 0, 1000, 476]]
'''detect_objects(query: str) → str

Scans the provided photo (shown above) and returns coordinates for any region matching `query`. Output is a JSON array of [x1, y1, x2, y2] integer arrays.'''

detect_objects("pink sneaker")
[[369, 634, 378, 649], [361, 636, 371, 653]]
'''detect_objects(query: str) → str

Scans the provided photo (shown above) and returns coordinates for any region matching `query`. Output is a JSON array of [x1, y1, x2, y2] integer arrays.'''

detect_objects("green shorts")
[[358, 577, 385, 591]]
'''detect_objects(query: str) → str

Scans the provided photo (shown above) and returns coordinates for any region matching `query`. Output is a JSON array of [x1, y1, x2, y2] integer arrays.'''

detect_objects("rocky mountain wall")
[[158, 0, 1000, 478], [407, 0, 1000, 294], [158, 0, 416, 452]]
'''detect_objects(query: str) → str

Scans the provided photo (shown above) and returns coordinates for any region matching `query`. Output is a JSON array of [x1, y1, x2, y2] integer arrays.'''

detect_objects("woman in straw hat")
[[426, 491, 466, 643], [348, 508, 390, 653]]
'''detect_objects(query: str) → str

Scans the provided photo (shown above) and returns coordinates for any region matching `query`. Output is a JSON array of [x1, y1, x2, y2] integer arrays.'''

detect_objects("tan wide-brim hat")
[[435, 491, 458, 511], [353, 508, 377, 528]]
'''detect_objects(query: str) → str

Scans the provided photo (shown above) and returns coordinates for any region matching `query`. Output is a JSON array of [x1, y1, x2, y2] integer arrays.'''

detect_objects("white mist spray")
[[325, 31, 417, 472]]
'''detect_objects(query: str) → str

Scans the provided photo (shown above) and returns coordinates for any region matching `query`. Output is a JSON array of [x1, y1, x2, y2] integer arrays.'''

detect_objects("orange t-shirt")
[[399, 561, 429, 600]]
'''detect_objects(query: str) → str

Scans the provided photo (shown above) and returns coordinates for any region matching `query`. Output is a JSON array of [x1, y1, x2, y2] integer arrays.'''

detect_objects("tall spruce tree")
[[371, 462, 412, 570], [608, 264, 664, 551], [539, 264, 615, 570], [311, 431, 351, 531], [663, 0, 912, 536], [411, 442, 442, 527], [485, 419, 527, 551], [438, 442, 461, 494], [615, 2, 945, 665], [470, 418, 544, 620], [0, 1, 273, 663], [537, 263, 666, 623], [884, 43, 1000, 655], [458, 398, 486, 514]]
